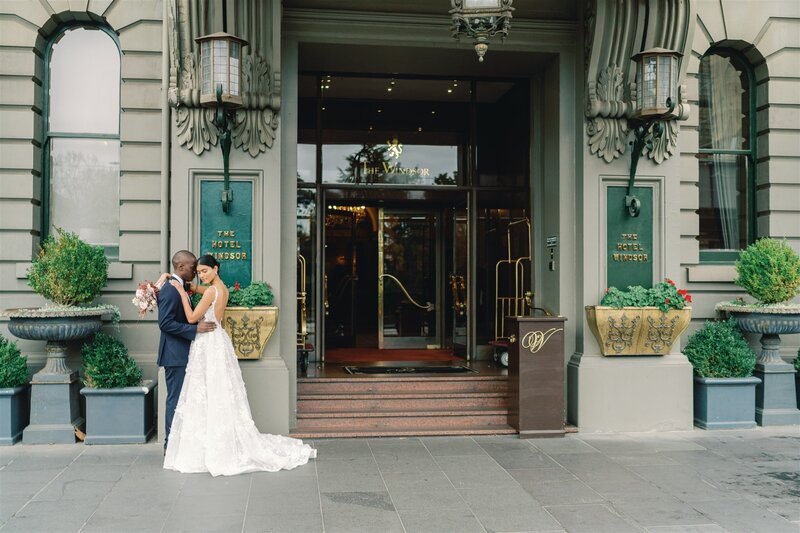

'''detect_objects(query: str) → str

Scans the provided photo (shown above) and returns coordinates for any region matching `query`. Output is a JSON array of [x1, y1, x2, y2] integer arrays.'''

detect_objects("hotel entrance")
[[296, 60, 533, 366]]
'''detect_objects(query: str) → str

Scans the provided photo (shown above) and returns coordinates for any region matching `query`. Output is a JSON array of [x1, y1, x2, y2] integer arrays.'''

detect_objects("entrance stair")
[[291, 372, 515, 438]]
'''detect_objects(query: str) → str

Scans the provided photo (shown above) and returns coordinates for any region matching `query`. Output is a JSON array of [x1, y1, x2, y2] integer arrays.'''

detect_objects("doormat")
[[343, 365, 477, 375]]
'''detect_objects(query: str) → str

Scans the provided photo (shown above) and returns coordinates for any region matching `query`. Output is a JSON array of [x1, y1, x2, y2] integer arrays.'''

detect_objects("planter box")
[[0, 385, 30, 445], [222, 306, 278, 359], [693, 376, 761, 430], [585, 306, 691, 356], [80, 380, 156, 444]]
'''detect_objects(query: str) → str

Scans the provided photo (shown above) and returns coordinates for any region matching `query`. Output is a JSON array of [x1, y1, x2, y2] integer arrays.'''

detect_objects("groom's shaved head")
[[172, 250, 196, 269]]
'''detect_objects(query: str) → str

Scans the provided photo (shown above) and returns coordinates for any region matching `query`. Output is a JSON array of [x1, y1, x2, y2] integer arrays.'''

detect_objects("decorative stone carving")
[[167, 0, 280, 157], [584, 0, 695, 163]]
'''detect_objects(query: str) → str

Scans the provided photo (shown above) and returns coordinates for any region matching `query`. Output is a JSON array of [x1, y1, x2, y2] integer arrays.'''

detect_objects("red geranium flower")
[[665, 298, 670, 304], [234, 282, 241, 291], [685, 294, 692, 303], [666, 278, 676, 286]]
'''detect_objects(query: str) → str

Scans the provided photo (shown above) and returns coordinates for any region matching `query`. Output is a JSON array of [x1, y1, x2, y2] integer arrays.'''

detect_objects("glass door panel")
[[378, 209, 439, 349]]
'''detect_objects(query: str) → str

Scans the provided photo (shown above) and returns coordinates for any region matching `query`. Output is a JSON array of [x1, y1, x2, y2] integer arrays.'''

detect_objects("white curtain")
[[702, 55, 745, 250]]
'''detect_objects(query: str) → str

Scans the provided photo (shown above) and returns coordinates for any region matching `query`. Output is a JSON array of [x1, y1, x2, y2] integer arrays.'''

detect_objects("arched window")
[[44, 26, 121, 259], [697, 49, 757, 262]]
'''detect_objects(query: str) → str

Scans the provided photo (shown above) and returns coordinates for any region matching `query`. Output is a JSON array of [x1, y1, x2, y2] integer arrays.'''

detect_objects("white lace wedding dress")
[[163, 287, 316, 476]]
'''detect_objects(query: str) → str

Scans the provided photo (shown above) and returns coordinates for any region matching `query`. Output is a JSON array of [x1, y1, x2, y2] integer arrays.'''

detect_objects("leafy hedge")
[[81, 333, 142, 389], [600, 279, 691, 312], [228, 282, 274, 308], [683, 318, 756, 378], [0, 334, 28, 389]]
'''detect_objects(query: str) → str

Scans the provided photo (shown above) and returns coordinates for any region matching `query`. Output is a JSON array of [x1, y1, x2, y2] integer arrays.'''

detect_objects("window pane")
[[50, 138, 120, 249], [298, 143, 316, 183], [48, 28, 120, 134], [699, 54, 750, 150], [698, 153, 750, 251], [476, 81, 529, 186]]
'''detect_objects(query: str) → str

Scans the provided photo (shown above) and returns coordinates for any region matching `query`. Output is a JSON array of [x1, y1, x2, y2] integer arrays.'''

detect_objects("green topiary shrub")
[[795, 347, 800, 372], [683, 318, 756, 378], [0, 334, 29, 389], [227, 281, 274, 308], [27, 228, 108, 306], [81, 333, 142, 389], [735, 238, 800, 304]]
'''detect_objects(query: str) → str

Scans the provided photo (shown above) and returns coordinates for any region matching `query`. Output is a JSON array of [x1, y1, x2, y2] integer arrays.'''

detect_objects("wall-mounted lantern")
[[195, 31, 249, 212], [450, 0, 514, 63], [625, 48, 681, 217]]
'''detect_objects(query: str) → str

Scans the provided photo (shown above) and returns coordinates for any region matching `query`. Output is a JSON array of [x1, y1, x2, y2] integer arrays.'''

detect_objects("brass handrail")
[[379, 274, 435, 311]]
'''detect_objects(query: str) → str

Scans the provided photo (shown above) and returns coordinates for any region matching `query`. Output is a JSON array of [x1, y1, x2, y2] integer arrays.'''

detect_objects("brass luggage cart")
[[489, 217, 548, 366], [297, 253, 313, 372]]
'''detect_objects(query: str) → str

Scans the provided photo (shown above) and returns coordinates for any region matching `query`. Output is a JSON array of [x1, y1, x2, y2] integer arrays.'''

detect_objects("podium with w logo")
[[508, 316, 567, 438]]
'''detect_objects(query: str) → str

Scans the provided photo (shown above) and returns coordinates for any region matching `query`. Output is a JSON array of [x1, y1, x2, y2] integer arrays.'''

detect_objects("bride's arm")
[[154, 273, 170, 289], [188, 282, 207, 294], [170, 280, 213, 324]]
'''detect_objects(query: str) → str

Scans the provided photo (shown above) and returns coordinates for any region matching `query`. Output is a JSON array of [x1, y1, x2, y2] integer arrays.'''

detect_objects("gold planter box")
[[585, 306, 691, 356], [222, 306, 279, 360]]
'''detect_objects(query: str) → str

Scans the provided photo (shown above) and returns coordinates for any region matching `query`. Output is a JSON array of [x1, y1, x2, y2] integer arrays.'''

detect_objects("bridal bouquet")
[[132, 281, 160, 318]]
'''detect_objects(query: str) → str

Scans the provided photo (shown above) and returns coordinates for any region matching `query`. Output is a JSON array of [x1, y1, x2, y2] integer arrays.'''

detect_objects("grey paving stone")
[[691, 498, 798, 533], [630, 465, 732, 503], [545, 503, 642, 533], [548, 452, 625, 473], [398, 506, 485, 533], [527, 436, 598, 454], [517, 478, 605, 505], [579, 434, 652, 454], [607, 453, 681, 466], [372, 448, 440, 473], [628, 435, 707, 452], [81, 507, 172, 533], [506, 466, 578, 485], [316, 457, 384, 492], [611, 496, 714, 527], [459, 487, 562, 532], [320, 491, 404, 533], [0, 498, 99, 533], [312, 438, 372, 460], [162, 511, 246, 533], [480, 445, 561, 470], [243, 511, 324, 533], [367, 437, 426, 451], [382, 471, 466, 510], [435, 455, 518, 489], [0, 467, 64, 498], [0, 497, 27, 526], [31, 464, 129, 502], [645, 526, 727, 532], [421, 436, 487, 456]]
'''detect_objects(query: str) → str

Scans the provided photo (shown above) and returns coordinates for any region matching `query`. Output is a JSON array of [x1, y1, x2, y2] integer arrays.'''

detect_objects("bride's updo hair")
[[197, 254, 220, 272]]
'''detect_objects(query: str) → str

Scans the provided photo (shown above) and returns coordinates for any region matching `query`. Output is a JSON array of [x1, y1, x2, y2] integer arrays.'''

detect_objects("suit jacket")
[[156, 281, 197, 367]]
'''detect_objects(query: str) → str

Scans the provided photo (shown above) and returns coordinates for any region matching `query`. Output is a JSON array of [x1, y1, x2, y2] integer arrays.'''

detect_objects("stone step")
[[297, 376, 508, 395], [297, 392, 508, 412], [294, 408, 509, 430], [291, 424, 518, 439]]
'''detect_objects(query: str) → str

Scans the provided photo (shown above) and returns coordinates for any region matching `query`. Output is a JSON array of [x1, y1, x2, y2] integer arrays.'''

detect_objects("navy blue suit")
[[157, 280, 196, 447]]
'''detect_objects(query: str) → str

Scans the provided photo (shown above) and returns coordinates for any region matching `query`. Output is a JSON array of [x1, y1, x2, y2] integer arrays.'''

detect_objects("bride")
[[159, 254, 316, 476]]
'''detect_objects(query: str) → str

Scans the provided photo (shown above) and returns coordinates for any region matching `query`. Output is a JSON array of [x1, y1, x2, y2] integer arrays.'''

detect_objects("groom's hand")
[[197, 321, 217, 333]]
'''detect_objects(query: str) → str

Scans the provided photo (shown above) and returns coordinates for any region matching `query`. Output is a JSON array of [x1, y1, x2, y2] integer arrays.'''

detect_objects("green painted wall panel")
[[606, 186, 653, 289]]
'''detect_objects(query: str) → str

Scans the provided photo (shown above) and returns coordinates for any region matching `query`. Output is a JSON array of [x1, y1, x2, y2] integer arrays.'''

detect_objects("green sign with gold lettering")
[[607, 186, 653, 289], [200, 180, 253, 288]]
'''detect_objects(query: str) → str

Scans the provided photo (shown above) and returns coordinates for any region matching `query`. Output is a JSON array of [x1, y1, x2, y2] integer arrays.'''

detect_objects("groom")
[[157, 250, 216, 452]]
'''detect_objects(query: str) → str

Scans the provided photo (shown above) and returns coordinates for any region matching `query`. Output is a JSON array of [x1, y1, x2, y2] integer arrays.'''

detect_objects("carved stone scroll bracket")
[[585, 65, 634, 163], [643, 85, 690, 164]]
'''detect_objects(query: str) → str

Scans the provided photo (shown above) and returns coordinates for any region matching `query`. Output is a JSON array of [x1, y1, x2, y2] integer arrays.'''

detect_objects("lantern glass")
[[632, 48, 680, 120], [196, 32, 247, 108], [464, 0, 501, 9]]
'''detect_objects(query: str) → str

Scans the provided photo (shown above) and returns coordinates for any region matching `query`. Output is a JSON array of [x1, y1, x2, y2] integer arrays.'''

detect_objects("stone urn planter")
[[0, 385, 30, 445], [717, 305, 800, 426], [585, 306, 692, 356], [81, 380, 156, 444], [3, 307, 107, 443], [693, 377, 761, 429], [222, 306, 278, 360]]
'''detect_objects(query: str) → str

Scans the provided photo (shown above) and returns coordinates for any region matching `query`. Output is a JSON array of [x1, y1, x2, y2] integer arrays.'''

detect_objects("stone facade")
[[0, 0, 797, 437]]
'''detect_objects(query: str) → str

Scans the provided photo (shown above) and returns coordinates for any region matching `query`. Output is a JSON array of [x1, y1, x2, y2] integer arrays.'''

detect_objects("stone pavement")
[[0, 428, 798, 533]]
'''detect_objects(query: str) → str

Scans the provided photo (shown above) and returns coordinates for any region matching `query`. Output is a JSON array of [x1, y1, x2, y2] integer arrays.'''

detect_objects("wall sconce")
[[450, 0, 514, 62], [195, 31, 249, 213], [626, 48, 681, 217]]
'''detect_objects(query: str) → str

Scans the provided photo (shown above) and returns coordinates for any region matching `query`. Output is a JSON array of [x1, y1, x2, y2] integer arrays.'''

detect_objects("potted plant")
[[585, 279, 692, 355], [716, 238, 800, 426], [683, 318, 759, 429], [796, 348, 800, 410], [79, 333, 156, 444], [192, 281, 278, 359], [0, 335, 30, 445], [2, 228, 116, 444]]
